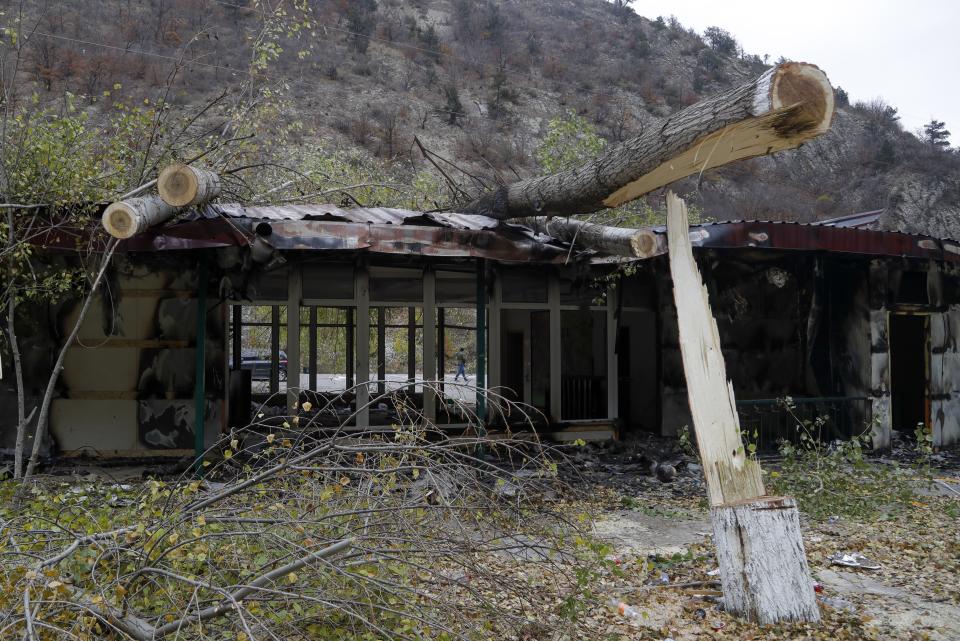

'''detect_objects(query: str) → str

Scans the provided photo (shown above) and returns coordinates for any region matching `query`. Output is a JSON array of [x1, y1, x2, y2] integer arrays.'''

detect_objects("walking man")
[[454, 347, 468, 382]]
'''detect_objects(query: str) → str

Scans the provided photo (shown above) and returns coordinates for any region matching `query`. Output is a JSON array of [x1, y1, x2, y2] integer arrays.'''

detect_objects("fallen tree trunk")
[[101, 196, 178, 239], [530, 216, 658, 257], [158, 163, 221, 207], [666, 192, 819, 624], [465, 62, 833, 219]]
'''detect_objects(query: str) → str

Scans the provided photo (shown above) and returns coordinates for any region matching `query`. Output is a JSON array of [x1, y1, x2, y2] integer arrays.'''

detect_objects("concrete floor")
[[252, 373, 478, 405]]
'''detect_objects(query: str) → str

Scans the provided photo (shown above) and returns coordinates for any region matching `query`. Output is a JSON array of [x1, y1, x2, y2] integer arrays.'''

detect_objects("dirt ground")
[[554, 439, 960, 641], [21, 437, 960, 641]]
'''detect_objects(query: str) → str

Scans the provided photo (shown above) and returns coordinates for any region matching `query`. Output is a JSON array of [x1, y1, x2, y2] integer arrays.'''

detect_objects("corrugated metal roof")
[[206, 204, 503, 231], [637, 218, 960, 263], [115, 204, 960, 264]]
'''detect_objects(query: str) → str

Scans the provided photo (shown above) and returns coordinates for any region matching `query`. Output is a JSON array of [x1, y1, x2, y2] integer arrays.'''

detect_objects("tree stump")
[[667, 193, 820, 624], [712, 496, 820, 623]]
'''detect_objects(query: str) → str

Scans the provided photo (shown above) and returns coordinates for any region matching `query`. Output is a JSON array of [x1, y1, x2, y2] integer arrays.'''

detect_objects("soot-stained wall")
[[0, 254, 225, 458], [656, 251, 816, 435]]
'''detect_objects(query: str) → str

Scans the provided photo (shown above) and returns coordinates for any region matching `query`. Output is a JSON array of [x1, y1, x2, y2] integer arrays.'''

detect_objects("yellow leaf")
[[286, 572, 298, 584], [197, 515, 206, 527], [283, 421, 290, 429], [282, 439, 292, 448], [230, 438, 239, 449], [266, 433, 275, 443], [302, 401, 312, 412], [224, 449, 233, 459], [339, 476, 350, 486]]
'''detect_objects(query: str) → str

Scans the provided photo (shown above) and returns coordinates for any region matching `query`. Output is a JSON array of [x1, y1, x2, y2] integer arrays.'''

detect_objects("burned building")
[[2, 205, 959, 462]]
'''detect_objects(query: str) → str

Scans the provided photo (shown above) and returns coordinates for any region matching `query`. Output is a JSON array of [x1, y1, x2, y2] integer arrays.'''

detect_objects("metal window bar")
[[561, 375, 605, 420], [734, 396, 872, 453]]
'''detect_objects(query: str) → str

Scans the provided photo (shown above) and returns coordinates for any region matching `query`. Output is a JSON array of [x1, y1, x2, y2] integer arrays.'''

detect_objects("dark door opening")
[[889, 314, 928, 434], [501, 331, 524, 403], [530, 311, 550, 412], [617, 327, 631, 423]]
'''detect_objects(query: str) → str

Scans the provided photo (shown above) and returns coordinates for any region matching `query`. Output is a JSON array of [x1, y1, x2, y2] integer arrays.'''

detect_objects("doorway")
[[889, 314, 928, 434]]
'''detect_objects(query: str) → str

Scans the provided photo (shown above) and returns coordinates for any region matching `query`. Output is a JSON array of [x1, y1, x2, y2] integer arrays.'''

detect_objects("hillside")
[[2, 0, 959, 235]]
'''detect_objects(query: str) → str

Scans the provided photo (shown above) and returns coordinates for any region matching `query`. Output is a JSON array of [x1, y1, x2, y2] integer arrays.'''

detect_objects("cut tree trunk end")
[[712, 496, 820, 623], [666, 192, 819, 624], [531, 216, 658, 258], [102, 196, 177, 239], [465, 62, 833, 220], [158, 164, 221, 207]]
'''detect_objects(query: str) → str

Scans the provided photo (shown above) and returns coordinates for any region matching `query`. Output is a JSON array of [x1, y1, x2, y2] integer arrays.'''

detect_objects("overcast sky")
[[629, 1, 959, 143]]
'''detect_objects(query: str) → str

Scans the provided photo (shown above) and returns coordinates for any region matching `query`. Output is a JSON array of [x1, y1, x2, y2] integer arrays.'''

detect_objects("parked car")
[[240, 350, 288, 381]]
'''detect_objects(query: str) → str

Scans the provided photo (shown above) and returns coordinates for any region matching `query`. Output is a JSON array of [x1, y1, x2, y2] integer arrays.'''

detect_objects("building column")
[[356, 266, 370, 427], [488, 266, 501, 394], [270, 306, 280, 395], [606, 283, 619, 420], [286, 264, 301, 409], [476, 258, 487, 421], [548, 271, 562, 423], [377, 307, 386, 396], [308, 306, 317, 391], [423, 267, 437, 423], [193, 256, 208, 471]]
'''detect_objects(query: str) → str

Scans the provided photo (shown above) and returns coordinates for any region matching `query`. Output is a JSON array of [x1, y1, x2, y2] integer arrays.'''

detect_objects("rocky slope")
[[3, 0, 958, 236]]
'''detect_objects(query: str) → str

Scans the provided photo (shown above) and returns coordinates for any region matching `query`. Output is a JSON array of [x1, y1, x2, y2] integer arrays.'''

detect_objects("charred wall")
[[657, 251, 818, 435], [0, 253, 225, 459]]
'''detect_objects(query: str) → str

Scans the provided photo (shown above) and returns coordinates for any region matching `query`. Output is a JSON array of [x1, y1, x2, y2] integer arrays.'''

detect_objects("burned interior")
[[3, 206, 960, 461]]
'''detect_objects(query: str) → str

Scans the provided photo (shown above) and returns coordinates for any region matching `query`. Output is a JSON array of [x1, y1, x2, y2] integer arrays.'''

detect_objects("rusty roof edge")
[[631, 219, 960, 263]]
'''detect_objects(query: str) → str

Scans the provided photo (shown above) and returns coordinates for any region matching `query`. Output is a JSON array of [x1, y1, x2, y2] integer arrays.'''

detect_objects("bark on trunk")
[[158, 164, 221, 207], [6, 211, 27, 478], [666, 192, 818, 624], [530, 216, 658, 258], [102, 196, 178, 239], [465, 62, 833, 220], [712, 497, 821, 623], [8, 292, 27, 478]]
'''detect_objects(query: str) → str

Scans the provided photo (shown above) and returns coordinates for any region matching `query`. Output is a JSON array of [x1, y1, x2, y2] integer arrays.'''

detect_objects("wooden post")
[[548, 271, 562, 423], [666, 192, 819, 624], [423, 268, 437, 423], [377, 307, 386, 397], [308, 307, 317, 391], [286, 265, 301, 409], [356, 267, 370, 428], [407, 307, 416, 394], [231, 305, 242, 370], [606, 283, 619, 421], [476, 258, 487, 422], [270, 306, 280, 395], [488, 268, 502, 396], [346, 307, 355, 390], [437, 307, 446, 394], [193, 256, 208, 475]]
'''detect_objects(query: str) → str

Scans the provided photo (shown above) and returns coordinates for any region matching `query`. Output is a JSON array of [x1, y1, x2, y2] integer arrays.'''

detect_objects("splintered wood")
[[666, 192, 819, 623], [665, 192, 764, 506]]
